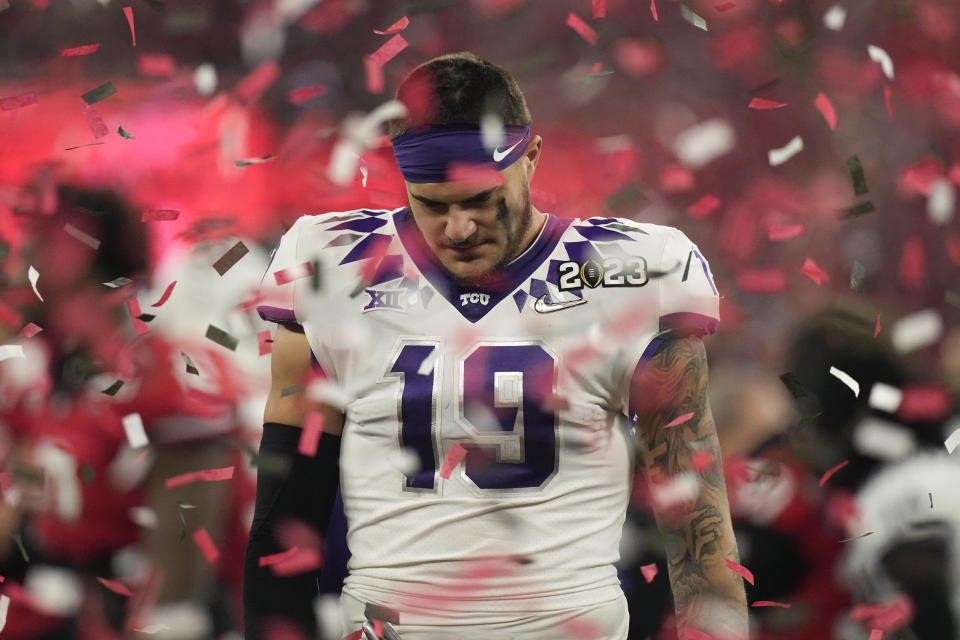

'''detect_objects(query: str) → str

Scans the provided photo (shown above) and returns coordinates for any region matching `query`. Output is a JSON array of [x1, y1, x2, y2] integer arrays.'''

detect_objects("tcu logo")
[[459, 293, 490, 307], [364, 289, 405, 312]]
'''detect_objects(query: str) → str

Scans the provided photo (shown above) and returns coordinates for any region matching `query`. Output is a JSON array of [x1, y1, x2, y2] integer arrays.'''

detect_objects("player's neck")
[[508, 207, 547, 266]]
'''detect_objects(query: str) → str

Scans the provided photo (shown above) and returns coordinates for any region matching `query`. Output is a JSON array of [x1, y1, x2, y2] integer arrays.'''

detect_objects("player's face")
[[406, 136, 542, 286]]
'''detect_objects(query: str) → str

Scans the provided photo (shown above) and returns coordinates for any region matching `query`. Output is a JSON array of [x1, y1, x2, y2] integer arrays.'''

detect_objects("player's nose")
[[444, 207, 478, 244]]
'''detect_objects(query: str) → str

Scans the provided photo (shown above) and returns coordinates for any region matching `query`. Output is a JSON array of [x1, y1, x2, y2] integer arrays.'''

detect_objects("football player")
[[244, 52, 748, 640]]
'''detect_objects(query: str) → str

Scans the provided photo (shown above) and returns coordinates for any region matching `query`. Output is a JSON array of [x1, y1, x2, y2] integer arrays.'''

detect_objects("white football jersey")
[[258, 207, 720, 615]]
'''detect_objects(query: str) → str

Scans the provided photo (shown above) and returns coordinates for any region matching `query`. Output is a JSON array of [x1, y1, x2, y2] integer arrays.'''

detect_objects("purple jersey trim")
[[692, 249, 718, 295], [392, 207, 573, 323], [659, 311, 719, 337], [257, 305, 297, 324]]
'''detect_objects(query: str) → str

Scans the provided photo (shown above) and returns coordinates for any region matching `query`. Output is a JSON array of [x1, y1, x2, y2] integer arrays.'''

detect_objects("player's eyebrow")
[[410, 188, 496, 207]]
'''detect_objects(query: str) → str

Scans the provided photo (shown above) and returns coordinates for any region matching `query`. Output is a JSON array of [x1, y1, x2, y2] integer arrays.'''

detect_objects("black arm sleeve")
[[243, 422, 341, 640]]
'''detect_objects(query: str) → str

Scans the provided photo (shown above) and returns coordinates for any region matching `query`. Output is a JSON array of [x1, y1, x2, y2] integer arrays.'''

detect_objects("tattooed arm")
[[631, 335, 749, 640]]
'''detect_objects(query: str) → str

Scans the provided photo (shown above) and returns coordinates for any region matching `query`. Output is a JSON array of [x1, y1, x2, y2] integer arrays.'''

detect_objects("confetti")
[[829, 366, 860, 397], [365, 56, 384, 93], [234, 154, 274, 167], [212, 241, 249, 275], [18, 322, 42, 338], [927, 179, 955, 225], [141, 209, 179, 221], [737, 269, 787, 294], [149, 280, 176, 307], [883, 84, 894, 117], [691, 448, 714, 472], [101, 379, 124, 396], [650, 0, 658, 21], [823, 5, 846, 31], [767, 223, 805, 241], [799, 257, 829, 285], [840, 200, 876, 219], [640, 563, 658, 582], [867, 45, 894, 80], [944, 426, 960, 454], [814, 92, 837, 130], [83, 104, 109, 138], [898, 385, 952, 422], [1, 92, 37, 111], [138, 53, 176, 77], [103, 276, 132, 288], [768, 135, 804, 166], [874, 313, 882, 338], [81, 81, 117, 105], [748, 97, 787, 110], [680, 4, 708, 30], [64, 223, 101, 250], [274, 261, 314, 285], [298, 412, 325, 456], [891, 309, 942, 353], [440, 444, 468, 479], [846, 155, 868, 197], [0, 345, 25, 362], [258, 546, 301, 567], [205, 325, 238, 351], [0, 594, 9, 633], [165, 466, 235, 489], [258, 329, 272, 356], [287, 85, 326, 105], [850, 260, 866, 292], [687, 194, 721, 218], [664, 412, 695, 428], [868, 382, 904, 413], [60, 44, 100, 56], [65, 142, 104, 150], [97, 577, 133, 597], [192, 528, 220, 564], [28, 265, 43, 301], [593, 0, 606, 19], [236, 61, 280, 103], [869, 630, 883, 640], [374, 16, 409, 35], [117, 125, 136, 139], [123, 6, 135, 46], [566, 13, 597, 45], [369, 34, 408, 67], [724, 558, 754, 585], [819, 460, 849, 487], [753, 601, 792, 608], [673, 118, 736, 168], [122, 412, 149, 449]]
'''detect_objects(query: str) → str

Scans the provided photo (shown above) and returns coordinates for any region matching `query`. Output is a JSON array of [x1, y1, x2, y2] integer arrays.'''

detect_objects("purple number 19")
[[388, 342, 559, 492]]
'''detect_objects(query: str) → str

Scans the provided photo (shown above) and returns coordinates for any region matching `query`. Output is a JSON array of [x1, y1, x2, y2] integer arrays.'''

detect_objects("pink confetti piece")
[[650, 0, 658, 21], [236, 61, 281, 103], [274, 261, 314, 285], [874, 313, 882, 337], [60, 44, 100, 56], [364, 55, 384, 93], [566, 12, 597, 45], [869, 631, 883, 640], [258, 329, 272, 356], [899, 236, 924, 289], [768, 223, 805, 241], [664, 412, 695, 428], [799, 257, 829, 285], [269, 546, 322, 576], [138, 53, 176, 77], [165, 466, 235, 489], [725, 558, 755, 585], [372, 620, 384, 638], [141, 209, 179, 221], [122, 6, 135, 46], [753, 601, 791, 608], [18, 322, 42, 338], [687, 194, 721, 218], [369, 34, 408, 67], [593, 0, 606, 19], [259, 546, 301, 567], [883, 84, 894, 117], [715, 2, 736, 11], [898, 385, 952, 422], [748, 97, 787, 109], [374, 15, 409, 34], [819, 459, 848, 487], [192, 528, 220, 564], [97, 577, 133, 597], [814, 91, 837, 130], [440, 444, 468, 479], [737, 269, 787, 294], [298, 412, 325, 457], [150, 280, 176, 307], [588, 62, 604, 75], [287, 85, 326, 105], [691, 448, 714, 472], [1, 92, 38, 111], [127, 298, 149, 336], [83, 104, 110, 139], [640, 563, 658, 583]]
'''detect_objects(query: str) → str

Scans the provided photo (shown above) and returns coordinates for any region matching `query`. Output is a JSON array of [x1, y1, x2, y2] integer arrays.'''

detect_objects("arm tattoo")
[[632, 336, 749, 638]]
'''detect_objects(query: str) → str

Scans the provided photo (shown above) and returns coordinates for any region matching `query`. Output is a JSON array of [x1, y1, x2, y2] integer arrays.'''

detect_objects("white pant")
[[340, 588, 629, 640]]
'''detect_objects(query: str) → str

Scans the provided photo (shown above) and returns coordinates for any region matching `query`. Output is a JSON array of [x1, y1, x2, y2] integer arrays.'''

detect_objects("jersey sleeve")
[[656, 227, 720, 338], [257, 216, 308, 326]]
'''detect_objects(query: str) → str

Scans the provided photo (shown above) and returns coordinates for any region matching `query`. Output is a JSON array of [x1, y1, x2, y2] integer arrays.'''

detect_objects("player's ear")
[[523, 135, 542, 181]]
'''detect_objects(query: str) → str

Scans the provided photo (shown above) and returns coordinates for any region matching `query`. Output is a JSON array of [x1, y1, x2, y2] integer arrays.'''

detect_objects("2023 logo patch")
[[556, 256, 649, 291]]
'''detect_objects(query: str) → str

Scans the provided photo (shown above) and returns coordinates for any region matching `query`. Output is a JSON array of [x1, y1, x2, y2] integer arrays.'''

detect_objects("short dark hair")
[[388, 52, 532, 138]]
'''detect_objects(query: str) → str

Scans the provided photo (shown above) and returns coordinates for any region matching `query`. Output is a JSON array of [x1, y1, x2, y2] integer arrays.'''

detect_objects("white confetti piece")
[[328, 100, 407, 186], [25, 566, 83, 616], [853, 417, 915, 461], [829, 366, 860, 397], [944, 424, 960, 454], [673, 118, 736, 169], [823, 5, 846, 31], [135, 623, 172, 634], [0, 344, 25, 362], [868, 382, 903, 413], [768, 135, 804, 166], [651, 472, 700, 511], [0, 594, 8, 632], [417, 347, 439, 376], [28, 265, 43, 301], [480, 112, 505, 151], [891, 308, 942, 353], [129, 506, 158, 528], [867, 44, 894, 80], [680, 4, 707, 31], [103, 276, 133, 288], [122, 412, 149, 449], [193, 63, 217, 96], [928, 178, 956, 225], [63, 223, 101, 250]]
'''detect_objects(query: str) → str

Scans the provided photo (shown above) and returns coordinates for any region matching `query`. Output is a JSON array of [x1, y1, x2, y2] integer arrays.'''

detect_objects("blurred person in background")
[[784, 305, 959, 640], [0, 182, 244, 639]]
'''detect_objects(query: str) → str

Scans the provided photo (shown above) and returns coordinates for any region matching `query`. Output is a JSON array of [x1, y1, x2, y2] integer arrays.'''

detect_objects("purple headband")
[[390, 125, 530, 183]]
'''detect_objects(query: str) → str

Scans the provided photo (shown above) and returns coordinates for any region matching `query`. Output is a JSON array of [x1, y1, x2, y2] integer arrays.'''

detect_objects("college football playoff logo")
[[557, 256, 649, 291]]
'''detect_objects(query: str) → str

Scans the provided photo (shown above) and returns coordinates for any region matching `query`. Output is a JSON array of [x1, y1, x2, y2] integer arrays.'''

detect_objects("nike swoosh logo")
[[492, 139, 523, 162], [533, 294, 588, 314]]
